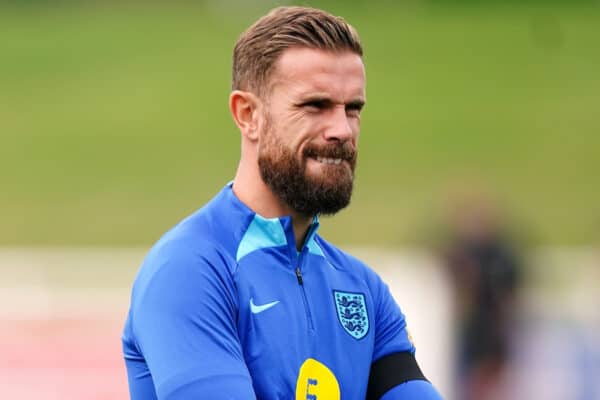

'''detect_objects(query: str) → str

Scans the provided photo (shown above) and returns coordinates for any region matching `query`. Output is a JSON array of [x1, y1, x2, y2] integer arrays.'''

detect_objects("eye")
[[297, 98, 333, 113], [345, 102, 364, 117], [302, 100, 328, 111]]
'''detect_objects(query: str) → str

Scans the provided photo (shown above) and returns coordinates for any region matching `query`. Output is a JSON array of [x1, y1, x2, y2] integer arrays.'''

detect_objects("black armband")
[[366, 352, 428, 400]]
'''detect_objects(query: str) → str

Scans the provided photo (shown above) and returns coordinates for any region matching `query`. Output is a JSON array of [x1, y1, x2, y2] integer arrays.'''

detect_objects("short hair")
[[232, 6, 363, 96]]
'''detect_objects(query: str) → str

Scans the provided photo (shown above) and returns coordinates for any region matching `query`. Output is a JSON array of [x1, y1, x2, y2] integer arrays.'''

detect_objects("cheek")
[[269, 112, 325, 152], [350, 120, 361, 144], [350, 116, 361, 132], [294, 127, 319, 152]]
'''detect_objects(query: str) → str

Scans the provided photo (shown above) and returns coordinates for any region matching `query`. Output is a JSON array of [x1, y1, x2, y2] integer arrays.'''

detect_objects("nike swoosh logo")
[[250, 298, 280, 314]]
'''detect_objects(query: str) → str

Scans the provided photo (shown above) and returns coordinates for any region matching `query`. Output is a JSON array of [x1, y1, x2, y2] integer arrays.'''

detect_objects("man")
[[442, 198, 521, 400], [122, 6, 443, 400]]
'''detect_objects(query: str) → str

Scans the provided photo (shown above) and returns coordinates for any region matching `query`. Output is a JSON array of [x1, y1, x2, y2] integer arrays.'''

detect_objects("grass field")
[[1, 2, 599, 246]]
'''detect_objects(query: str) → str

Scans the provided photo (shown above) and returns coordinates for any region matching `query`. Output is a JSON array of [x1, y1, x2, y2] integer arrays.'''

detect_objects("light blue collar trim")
[[236, 214, 287, 262], [305, 215, 324, 257], [232, 183, 324, 262], [306, 236, 324, 257]]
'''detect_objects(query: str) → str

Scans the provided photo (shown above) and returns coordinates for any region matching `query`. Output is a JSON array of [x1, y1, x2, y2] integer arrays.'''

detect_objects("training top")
[[122, 183, 442, 400]]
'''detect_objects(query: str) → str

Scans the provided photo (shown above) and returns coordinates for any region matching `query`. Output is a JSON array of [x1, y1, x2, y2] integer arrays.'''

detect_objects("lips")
[[304, 143, 355, 166]]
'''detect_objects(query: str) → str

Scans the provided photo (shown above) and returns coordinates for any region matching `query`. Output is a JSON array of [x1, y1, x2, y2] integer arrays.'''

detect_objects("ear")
[[229, 90, 261, 142]]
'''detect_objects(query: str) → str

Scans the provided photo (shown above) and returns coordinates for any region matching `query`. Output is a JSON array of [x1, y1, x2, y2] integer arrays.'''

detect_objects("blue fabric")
[[122, 183, 435, 399], [380, 380, 443, 400]]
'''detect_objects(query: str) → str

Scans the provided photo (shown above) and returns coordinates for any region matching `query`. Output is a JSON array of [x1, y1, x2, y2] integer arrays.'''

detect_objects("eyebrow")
[[296, 95, 366, 109]]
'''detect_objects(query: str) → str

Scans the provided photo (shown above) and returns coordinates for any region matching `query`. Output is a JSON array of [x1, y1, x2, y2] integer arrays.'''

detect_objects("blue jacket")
[[122, 184, 442, 399]]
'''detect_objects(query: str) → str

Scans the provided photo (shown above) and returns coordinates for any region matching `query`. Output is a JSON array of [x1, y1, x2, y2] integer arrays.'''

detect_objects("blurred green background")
[[2, 0, 599, 246]]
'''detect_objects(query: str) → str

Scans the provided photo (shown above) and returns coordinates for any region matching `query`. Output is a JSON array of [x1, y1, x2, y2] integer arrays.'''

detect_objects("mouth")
[[303, 143, 355, 169], [314, 156, 343, 165]]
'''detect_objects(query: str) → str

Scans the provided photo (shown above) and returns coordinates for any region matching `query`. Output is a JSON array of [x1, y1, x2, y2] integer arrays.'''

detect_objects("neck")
[[232, 160, 313, 251]]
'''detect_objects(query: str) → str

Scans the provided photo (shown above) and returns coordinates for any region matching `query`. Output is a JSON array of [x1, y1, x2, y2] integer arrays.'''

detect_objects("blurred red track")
[[0, 318, 128, 399]]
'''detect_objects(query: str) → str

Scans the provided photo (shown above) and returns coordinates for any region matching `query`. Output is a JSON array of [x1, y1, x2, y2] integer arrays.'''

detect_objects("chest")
[[235, 251, 374, 400]]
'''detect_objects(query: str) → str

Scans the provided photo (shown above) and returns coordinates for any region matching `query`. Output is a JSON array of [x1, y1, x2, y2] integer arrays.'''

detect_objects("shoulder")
[[314, 236, 387, 291], [149, 229, 234, 274], [136, 186, 251, 277], [130, 215, 239, 308]]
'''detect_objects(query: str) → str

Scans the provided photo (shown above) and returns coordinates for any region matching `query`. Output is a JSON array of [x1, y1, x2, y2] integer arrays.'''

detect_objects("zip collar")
[[226, 183, 323, 262]]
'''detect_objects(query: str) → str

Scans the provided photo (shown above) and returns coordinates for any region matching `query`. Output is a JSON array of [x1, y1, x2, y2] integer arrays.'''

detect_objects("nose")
[[323, 106, 355, 143]]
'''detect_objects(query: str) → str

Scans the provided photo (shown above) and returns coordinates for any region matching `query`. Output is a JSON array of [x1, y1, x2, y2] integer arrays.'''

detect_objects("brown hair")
[[232, 6, 363, 96]]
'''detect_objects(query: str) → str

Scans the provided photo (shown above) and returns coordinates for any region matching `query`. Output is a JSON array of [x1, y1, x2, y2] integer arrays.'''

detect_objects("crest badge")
[[333, 290, 369, 340]]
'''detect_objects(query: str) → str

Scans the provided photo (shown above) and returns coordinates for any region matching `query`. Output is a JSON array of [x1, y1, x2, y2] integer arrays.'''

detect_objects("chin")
[[308, 171, 353, 191], [305, 170, 340, 187]]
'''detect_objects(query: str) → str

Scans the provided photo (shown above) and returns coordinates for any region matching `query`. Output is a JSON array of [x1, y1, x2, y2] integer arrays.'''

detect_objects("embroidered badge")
[[333, 290, 369, 340]]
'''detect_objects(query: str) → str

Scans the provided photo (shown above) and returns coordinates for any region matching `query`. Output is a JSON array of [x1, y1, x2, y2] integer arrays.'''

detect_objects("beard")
[[257, 120, 357, 217]]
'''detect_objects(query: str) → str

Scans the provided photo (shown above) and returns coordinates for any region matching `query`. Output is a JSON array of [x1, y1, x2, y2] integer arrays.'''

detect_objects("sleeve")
[[130, 242, 256, 400], [366, 269, 444, 399], [380, 381, 443, 400], [369, 271, 415, 360]]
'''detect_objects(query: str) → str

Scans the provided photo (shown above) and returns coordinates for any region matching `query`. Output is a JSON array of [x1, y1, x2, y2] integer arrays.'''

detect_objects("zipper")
[[294, 221, 319, 332], [295, 258, 314, 331], [295, 266, 304, 285]]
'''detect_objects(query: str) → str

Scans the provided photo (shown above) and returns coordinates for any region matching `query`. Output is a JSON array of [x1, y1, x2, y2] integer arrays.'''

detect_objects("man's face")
[[257, 48, 366, 217]]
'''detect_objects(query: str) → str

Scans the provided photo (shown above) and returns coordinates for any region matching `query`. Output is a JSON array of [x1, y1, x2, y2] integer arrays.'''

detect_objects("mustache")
[[303, 143, 356, 162]]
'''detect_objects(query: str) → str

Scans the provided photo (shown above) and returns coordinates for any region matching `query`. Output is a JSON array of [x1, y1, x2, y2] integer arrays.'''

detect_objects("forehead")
[[268, 48, 366, 101]]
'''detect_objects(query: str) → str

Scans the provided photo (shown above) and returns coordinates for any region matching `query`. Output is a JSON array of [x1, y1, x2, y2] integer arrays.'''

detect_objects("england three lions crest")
[[333, 291, 369, 340]]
